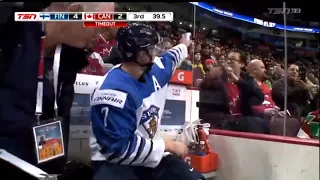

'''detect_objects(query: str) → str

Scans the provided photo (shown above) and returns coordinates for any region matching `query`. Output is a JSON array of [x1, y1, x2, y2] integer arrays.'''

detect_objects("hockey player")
[[90, 24, 204, 180]]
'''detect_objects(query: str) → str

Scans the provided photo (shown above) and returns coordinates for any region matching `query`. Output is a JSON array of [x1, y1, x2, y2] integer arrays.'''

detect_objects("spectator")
[[199, 65, 230, 129], [199, 51, 267, 133], [304, 73, 319, 99], [195, 44, 202, 52], [266, 66, 275, 78], [226, 49, 247, 75], [247, 59, 280, 118], [201, 43, 212, 60], [102, 27, 127, 66], [272, 63, 310, 117], [162, 38, 173, 51], [93, 33, 117, 58], [102, 46, 121, 65], [218, 55, 226, 65], [212, 46, 222, 61], [204, 59, 215, 71], [273, 64, 285, 81], [192, 51, 205, 84], [81, 57, 104, 76], [227, 54, 267, 131], [246, 60, 301, 136], [189, 42, 195, 55]]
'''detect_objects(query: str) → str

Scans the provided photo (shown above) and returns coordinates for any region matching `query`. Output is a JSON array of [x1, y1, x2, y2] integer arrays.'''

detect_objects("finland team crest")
[[141, 105, 160, 139]]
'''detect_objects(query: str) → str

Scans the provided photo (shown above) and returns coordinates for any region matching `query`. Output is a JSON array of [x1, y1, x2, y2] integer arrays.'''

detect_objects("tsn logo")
[[267, 8, 301, 14], [15, 12, 38, 21]]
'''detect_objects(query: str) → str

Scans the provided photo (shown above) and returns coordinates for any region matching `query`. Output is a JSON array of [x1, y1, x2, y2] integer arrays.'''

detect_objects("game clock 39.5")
[[153, 13, 166, 19]]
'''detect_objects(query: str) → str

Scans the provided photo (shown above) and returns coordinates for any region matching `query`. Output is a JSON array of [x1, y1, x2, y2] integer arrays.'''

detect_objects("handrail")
[[210, 129, 320, 147]]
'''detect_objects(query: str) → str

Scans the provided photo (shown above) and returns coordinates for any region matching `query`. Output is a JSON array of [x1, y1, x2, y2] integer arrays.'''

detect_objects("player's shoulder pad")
[[91, 89, 128, 109]]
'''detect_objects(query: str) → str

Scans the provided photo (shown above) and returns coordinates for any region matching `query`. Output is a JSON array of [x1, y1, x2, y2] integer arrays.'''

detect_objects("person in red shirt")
[[204, 59, 216, 71], [83, 31, 118, 75], [93, 33, 117, 57], [225, 51, 268, 133], [199, 50, 266, 133], [81, 57, 104, 76], [247, 59, 281, 117], [224, 50, 263, 116], [247, 60, 301, 136]]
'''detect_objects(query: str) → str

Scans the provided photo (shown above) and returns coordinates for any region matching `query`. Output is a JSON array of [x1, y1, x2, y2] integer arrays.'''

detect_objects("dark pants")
[[92, 155, 205, 180], [203, 114, 270, 134], [0, 126, 69, 179], [0, 159, 38, 180], [231, 116, 270, 134]]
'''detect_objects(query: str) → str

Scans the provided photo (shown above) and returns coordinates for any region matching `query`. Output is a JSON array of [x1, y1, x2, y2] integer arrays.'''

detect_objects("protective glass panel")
[[119, 3, 319, 139], [193, 2, 319, 138]]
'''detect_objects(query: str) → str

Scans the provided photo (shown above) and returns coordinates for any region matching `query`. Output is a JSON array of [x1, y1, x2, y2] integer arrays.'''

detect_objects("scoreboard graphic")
[[15, 12, 174, 28]]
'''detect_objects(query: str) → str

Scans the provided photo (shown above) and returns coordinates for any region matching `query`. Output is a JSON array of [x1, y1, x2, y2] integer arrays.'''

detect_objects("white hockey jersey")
[[89, 44, 188, 168]]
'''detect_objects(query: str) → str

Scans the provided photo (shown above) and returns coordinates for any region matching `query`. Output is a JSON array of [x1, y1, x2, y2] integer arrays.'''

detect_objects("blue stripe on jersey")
[[142, 140, 153, 163], [118, 135, 139, 164], [129, 137, 146, 165], [159, 44, 187, 75]]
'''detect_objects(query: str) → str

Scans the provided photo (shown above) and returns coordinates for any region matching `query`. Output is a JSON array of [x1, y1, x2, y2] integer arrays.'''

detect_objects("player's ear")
[[67, 3, 83, 12]]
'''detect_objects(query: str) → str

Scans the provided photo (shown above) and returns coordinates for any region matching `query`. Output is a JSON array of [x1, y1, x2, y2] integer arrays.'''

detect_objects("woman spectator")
[[192, 51, 205, 84], [218, 55, 226, 65]]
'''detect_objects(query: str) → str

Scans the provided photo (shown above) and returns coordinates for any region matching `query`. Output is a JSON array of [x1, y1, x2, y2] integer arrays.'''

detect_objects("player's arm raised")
[[90, 89, 165, 168], [158, 33, 192, 77]]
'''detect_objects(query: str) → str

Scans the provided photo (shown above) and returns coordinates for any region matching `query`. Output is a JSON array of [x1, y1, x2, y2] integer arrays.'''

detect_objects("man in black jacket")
[[0, 2, 115, 178], [272, 63, 311, 117]]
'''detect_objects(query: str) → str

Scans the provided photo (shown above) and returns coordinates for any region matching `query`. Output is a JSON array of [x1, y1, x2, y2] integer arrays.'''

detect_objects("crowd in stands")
[[81, 3, 319, 139]]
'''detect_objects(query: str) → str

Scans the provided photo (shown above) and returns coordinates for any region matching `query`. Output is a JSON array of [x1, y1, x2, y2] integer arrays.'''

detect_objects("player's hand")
[[172, 141, 189, 159], [164, 139, 188, 159], [179, 33, 193, 48]]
